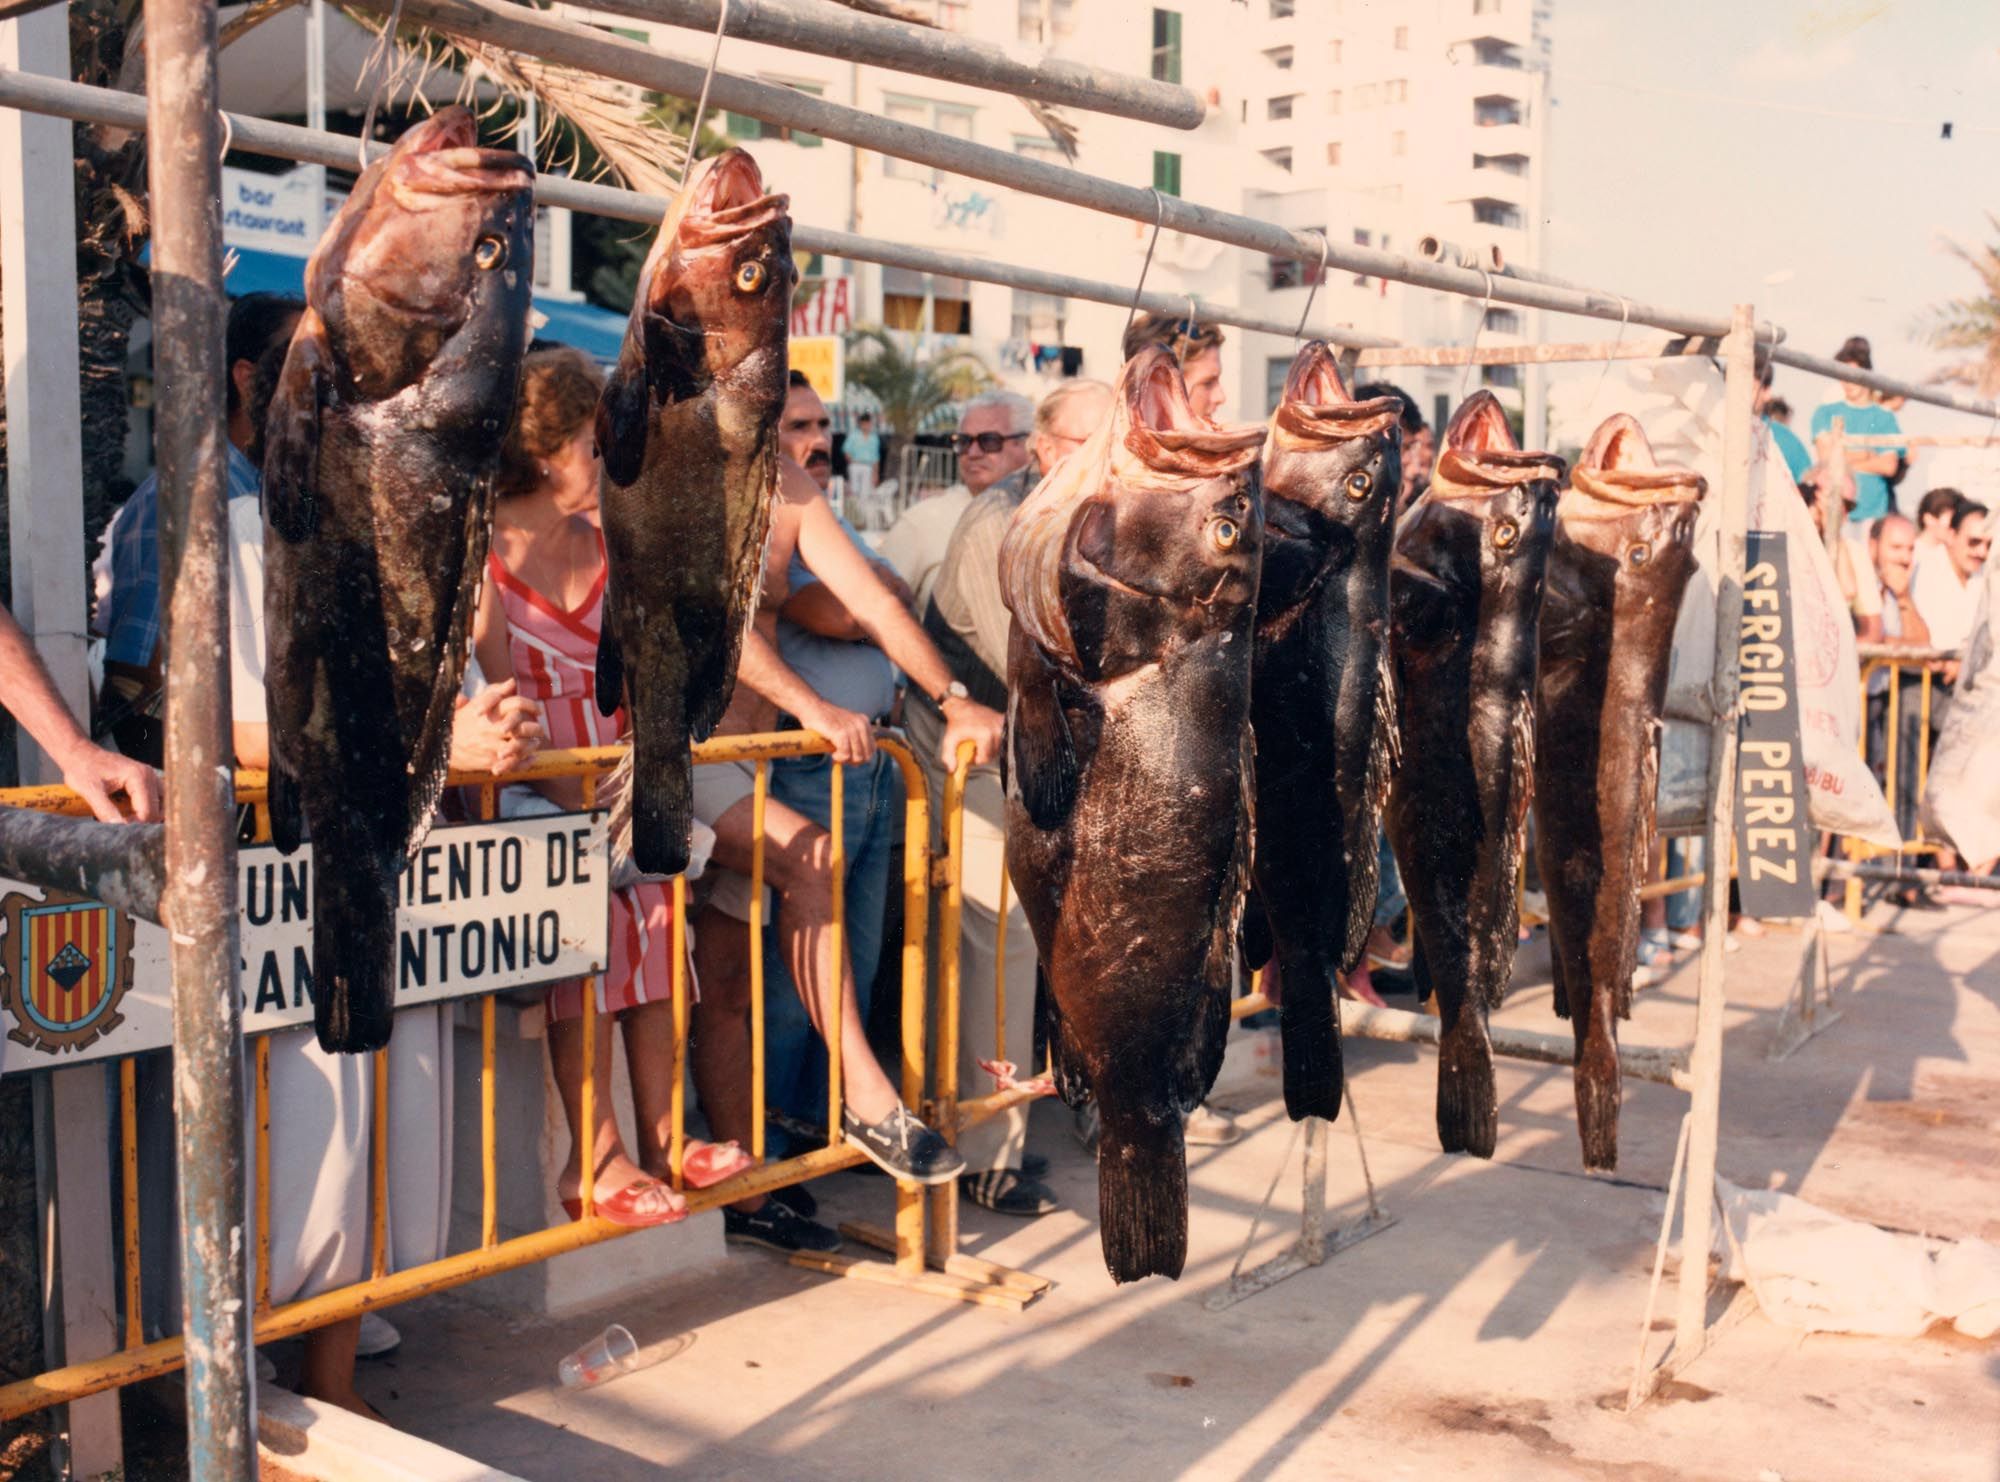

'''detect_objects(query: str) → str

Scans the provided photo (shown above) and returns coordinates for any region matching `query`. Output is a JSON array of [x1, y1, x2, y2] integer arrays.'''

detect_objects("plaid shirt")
[[97, 444, 262, 667]]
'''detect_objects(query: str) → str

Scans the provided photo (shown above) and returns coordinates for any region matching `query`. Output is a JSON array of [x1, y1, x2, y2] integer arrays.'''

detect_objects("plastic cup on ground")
[[557, 1324, 639, 1389]]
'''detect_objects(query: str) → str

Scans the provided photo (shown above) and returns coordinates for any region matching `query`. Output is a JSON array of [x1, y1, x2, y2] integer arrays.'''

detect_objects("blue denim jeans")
[[761, 749, 901, 1151], [1665, 837, 1703, 932], [1373, 829, 1406, 927]]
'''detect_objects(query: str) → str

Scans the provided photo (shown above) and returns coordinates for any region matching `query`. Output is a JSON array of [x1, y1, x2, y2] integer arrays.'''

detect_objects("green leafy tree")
[[1915, 214, 2000, 398], [842, 325, 993, 439]]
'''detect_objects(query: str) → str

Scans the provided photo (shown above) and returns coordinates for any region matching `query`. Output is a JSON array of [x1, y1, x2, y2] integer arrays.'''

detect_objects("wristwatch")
[[932, 679, 970, 708]]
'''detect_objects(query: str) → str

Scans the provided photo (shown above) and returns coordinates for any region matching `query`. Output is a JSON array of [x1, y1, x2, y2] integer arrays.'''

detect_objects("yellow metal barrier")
[[1847, 643, 1954, 918], [0, 728, 1006, 1421]]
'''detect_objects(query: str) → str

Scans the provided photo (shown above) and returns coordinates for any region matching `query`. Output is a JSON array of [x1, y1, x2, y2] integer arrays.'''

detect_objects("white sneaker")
[[356, 1311, 401, 1359], [1631, 963, 1665, 992]]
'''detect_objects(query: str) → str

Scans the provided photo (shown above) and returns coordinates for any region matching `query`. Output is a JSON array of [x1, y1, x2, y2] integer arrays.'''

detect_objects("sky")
[[1539, 0, 1999, 454]]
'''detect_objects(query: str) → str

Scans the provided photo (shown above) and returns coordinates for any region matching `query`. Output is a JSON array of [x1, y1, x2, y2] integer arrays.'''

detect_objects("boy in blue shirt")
[[1808, 336, 1903, 524]]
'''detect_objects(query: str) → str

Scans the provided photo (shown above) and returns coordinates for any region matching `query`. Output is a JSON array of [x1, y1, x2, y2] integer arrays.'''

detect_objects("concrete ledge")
[[257, 1382, 528, 1482]]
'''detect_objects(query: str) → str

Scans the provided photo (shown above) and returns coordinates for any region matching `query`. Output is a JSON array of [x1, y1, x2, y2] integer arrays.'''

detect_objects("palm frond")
[[1915, 215, 2000, 399]]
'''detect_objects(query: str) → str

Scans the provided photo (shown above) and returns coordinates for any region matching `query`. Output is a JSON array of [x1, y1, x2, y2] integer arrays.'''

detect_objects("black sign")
[[1734, 532, 1816, 919]]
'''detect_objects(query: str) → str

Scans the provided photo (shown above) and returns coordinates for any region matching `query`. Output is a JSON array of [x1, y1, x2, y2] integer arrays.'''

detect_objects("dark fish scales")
[[1531, 415, 1704, 1171], [1001, 349, 1266, 1283], [1244, 342, 1402, 1122], [262, 108, 534, 1053], [595, 150, 794, 874], [1383, 392, 1560, 1157]]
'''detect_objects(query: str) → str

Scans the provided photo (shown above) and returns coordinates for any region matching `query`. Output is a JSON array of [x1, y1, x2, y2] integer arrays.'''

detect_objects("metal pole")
[[334, 0, 1770, 341], [582, 0, 1206, 129], [305, 0, 327, 237], [1672, 303, 1755, 1372], [144, 0, 253, 1470], [0, 810, 166, 921]]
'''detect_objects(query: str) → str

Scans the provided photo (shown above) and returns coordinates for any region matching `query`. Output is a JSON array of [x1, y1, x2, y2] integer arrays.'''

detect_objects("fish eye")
[[1210, 518, 1240, 552], [736, 261, 768, 292], [474, 236, 507, 271], [1345, 470, 1373, 500], [1629, 542, 1651, 566], [1492, 519, 1518, 550]]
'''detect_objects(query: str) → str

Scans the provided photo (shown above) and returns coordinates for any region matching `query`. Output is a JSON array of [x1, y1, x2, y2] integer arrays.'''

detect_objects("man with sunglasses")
[[878, 389, 1034, 613]]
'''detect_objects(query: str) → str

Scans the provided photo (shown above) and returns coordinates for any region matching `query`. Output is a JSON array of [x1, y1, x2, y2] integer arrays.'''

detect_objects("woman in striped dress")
[[474, 347, 752, 1227]]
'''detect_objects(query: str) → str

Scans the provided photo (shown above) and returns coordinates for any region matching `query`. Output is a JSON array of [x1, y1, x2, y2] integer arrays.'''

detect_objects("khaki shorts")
[[691, 758, 764, 922]]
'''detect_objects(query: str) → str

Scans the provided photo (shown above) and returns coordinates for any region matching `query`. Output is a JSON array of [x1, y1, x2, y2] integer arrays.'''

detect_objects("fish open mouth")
[[1275, 341, 1401, 442], [675, 148, 791, 246], [1566, 413, 1705, 515], [390, 108, 534, 198], [1430, 390, 1563, 496], [1123, 347, 1266, 478]]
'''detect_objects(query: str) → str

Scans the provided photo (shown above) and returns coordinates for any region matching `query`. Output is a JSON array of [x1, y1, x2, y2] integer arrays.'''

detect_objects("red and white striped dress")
[[488, 546, 682, 1022]]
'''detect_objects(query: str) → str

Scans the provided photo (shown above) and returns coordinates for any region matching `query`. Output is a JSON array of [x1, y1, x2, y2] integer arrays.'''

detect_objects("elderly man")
[[1866, 514, 1935, 881], [757, 372, 912, 1163], [1913, 500, 1990, 666], [1122, 311, 1226, 418], [879, 388, 1034, 612]]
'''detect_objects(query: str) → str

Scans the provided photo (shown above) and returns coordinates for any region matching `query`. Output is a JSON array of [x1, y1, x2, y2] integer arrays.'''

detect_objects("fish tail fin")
[[627, 649, 693, 877], [1094, 1109, 1188, 1283], [1276, 947, 1343, 1122], [311, 846, 398, 1054], [1435, 993, 1497, 1158], [1574, 1019, 1621, 1172]]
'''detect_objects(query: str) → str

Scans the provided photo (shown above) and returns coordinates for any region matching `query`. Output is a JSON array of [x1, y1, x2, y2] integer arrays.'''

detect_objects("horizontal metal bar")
[[338, 0, 1762, 340], [1824, 858, 2000, 891], [1856, 643, 1957, 662], [0, 808, 165, 921], [1769, 345, 1999, 420], [0, 69, 1396, 350], [579, 0, 1206, 130], [1355, 334, 1720, 369]]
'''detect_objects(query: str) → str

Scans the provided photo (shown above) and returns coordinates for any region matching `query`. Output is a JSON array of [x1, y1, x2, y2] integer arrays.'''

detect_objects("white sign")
[[220, 165, 340, 259], [791, 275, 854, 338], [0, 813, 608, 1075]]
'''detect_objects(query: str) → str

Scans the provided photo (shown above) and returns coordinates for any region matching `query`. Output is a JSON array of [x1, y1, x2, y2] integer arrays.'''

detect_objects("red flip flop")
[[561, 1177, 688, 1229], [678, 1139, 756, 1190]]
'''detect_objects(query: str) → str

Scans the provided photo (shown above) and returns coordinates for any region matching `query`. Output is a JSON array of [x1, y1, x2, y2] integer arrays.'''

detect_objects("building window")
[[883, 97, 976, 180], [1010, 288, 1068, 343], [1393, 24, 1408, 48], [1152, 150, 1182, 197], [1473, 38, 1523, 66], [1471, 198, 1523, 229], [1484, 306, 1522, 334], [1385, 79, 1408, 104], [1473, 0, 1502, 13], [1390, 130, 1406, 155], [1013, 133, 1066, 164], [1351, 225, 1372, 287], [1483, 364, 1522, 389], [1474, 94, 1523, 127], [1268, 94, 1297, 121], [1151, 8, 1182, 82], [724, 82, 825, 147], [1328, 38, 1342, 63], [1265, 44, 1295, 69], [1266, 356, 1294, 416], [1474, 152, 1530, 176], [1017, 0, 1074, 44], [934, 0, 971, 29], [1325, 140, 1342, 165], [1262, 147, 1294, 173], [1326, 89, 1343, 115], [1269, 0, 1295, 16], [883, 267, 973, 335]]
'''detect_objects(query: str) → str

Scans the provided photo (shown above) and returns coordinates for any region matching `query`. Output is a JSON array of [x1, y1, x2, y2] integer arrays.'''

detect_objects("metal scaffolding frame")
[[0, 3, 1996, 1472]]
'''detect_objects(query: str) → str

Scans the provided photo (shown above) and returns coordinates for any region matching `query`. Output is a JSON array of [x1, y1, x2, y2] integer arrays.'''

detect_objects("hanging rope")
[[1294, 231, 1330, 342], [678, 0, 732, 190], [1122, 187, 1168, 344]]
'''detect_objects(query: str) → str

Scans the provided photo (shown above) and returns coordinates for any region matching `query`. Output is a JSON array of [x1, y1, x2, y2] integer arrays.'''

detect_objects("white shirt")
[[1912, 550, 1981, 654], [876, 485, 972, 613], [227, 493, 269, 727]]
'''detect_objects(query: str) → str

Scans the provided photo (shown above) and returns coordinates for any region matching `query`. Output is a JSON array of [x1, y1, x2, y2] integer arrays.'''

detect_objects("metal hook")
[[1459, 268, 1495, 398], [1589, 294, 1633, 414], [678, 0, 732, 190], [217, 108, 234, 162], [1294, 231, 1330, 342], [1122, 188, 1169, 346], [356, 0, 409, 172]]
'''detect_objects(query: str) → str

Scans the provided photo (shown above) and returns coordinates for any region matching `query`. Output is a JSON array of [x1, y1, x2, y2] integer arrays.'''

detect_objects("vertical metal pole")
[[147, 0, 252, 1470], [1672, 303, 1755, 1370], [305, 0, 327, 237]]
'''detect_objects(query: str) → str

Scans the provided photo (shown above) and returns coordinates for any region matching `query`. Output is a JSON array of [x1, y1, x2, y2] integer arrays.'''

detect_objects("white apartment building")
[[563, 0, 1552, 429]]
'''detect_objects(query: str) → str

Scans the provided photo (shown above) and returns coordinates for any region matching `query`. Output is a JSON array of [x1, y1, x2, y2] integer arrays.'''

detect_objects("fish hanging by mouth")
[[261, 106, 535, 1054], [593, 149, 795, 877], [1384, 391, 1561, 1157], [1001, 347, 1266, 1283], [1241, 341, 1403, 1123], [1532, 413, 1704, 1171]]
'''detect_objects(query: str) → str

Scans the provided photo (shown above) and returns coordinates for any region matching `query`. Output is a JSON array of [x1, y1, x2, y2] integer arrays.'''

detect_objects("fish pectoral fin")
[[261, 316, 329, 543], [1011, 641, 1082, 831], [594, 604, 625, 718], [597, 345, 650, 489]]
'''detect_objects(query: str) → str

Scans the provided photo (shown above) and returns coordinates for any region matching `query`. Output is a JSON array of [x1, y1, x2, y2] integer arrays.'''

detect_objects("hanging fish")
[[262, 107, 534, 1054], [1242, 341, 1402, 1122], [1002, 347, 1266, 1283], [595, 149, 795, 874], [1532, 414, 1704, 1171], [1383, 392, 1560, 1157]]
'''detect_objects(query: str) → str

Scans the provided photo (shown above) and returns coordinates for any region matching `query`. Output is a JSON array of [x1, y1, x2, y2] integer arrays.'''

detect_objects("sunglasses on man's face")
[[950, 431, 1028, 455]]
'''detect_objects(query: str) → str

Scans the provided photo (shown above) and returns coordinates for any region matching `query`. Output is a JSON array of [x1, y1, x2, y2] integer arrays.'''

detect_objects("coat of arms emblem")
[[0, 889, 135, 1056]]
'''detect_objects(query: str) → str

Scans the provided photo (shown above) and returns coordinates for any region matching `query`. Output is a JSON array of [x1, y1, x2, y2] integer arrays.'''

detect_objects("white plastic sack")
[[1919, 561, 2000, 864], [1603, 359, 1899, 849], [1709, 1178, 2000, 1340]]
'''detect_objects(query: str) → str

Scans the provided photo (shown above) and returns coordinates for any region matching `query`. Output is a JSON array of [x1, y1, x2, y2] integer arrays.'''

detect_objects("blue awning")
[[213, 246, 627, 360]]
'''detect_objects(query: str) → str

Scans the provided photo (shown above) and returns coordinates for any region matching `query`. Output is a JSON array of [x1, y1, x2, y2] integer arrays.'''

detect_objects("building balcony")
[[1459, 63, 1530, 102], [1448, 162, 1528, 206], [1447, 0, 1534, 48], [1466, 120, 1532, 155]]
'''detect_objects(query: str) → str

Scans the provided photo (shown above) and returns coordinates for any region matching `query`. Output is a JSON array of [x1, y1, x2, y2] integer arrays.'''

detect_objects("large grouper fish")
[[594, 149, 794, 875], [1001, 347, 1267, 1283], [1383, 392, 1560, 1157], [261, 107, 533, 1053], [1243, 341, 1402, 1123], [1532, 414, 1704, 1171]]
